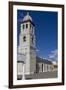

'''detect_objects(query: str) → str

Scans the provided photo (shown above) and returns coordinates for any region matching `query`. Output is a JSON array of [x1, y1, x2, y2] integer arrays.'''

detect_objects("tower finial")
[[27, 12, 29, 15]]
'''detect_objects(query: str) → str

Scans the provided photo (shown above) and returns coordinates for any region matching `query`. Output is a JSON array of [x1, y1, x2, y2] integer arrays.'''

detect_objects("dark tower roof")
[[23, 12, 32, 22], [21, 12, 35, 26], [36, 56, 52, 64]]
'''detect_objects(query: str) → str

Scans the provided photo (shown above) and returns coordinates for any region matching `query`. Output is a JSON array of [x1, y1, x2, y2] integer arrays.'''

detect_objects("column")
[[22, 63, 25, 80]]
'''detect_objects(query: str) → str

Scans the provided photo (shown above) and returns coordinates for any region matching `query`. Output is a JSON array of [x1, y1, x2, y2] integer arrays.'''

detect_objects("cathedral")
[[17, 12, 57, 79]]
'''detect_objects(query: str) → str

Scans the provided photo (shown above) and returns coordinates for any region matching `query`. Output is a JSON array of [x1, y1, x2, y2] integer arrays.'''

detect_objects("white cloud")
[[36, 48, 40, 52], [48, 49, 58, 61]]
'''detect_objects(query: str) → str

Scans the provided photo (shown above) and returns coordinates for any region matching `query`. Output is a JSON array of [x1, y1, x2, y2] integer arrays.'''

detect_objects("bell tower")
[[18, 12, 36, 75]]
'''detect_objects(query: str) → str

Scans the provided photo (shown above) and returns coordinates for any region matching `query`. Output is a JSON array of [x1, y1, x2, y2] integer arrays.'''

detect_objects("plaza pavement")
[[17, 71, 57, 80]]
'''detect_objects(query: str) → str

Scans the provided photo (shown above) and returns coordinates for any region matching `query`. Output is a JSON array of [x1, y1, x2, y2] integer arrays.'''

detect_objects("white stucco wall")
[[17, 62, 23, 75]]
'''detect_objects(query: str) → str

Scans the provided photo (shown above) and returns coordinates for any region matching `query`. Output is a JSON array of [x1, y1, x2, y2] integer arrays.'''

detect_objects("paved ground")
[[17, 71, 58, 80]]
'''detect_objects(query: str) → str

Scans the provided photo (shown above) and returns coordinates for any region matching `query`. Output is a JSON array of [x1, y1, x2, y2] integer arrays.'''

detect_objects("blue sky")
[[17, 10, 58, 61]]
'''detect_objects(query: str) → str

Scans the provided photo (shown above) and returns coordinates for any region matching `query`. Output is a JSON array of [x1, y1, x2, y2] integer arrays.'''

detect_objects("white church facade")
[[17, 13, 57, 79]]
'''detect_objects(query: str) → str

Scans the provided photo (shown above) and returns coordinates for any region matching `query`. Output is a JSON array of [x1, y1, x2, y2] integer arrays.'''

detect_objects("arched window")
[[30, 24, 31, 29], [26, 24, 28, 29], [23, 24, 25, 29], [42, 63, 43, 72], [23, 36, 26, 42]]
